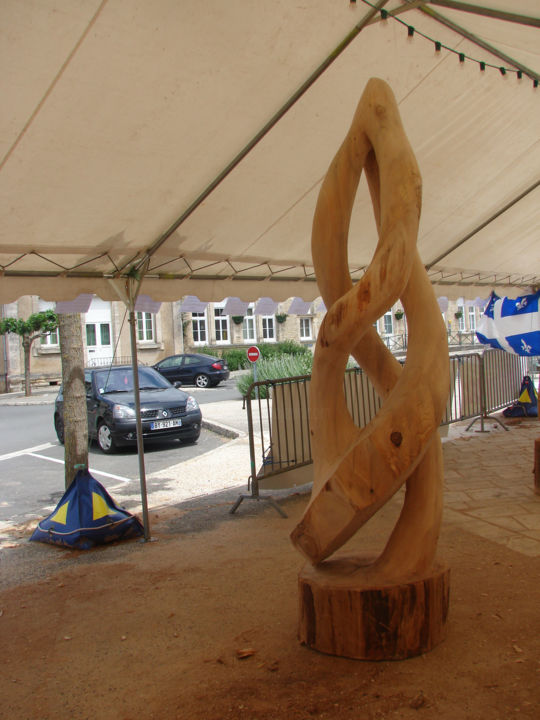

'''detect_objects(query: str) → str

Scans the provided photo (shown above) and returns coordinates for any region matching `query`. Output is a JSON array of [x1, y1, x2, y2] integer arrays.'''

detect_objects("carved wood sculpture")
[[290, 78, 451, 660]]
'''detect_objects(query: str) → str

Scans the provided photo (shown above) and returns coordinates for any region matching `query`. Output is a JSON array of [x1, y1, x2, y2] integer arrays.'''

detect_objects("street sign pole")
[[246, 345, 261, 399]]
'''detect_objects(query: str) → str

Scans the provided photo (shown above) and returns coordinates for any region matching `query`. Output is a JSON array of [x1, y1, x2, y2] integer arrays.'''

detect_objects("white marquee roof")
[[1, 0, 539, 304]]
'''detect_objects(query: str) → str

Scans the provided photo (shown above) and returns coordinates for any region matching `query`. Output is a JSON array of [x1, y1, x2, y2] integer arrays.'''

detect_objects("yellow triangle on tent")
[[92, 492, 116, 520], [518, 388, 531, 404], [50, 500, 69, 525]]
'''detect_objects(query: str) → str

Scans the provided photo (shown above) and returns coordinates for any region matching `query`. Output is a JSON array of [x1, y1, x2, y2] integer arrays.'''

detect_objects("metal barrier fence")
[[231, 349, 528, 515], [87, 356, 138, 367], [381, 330, 484, 355]]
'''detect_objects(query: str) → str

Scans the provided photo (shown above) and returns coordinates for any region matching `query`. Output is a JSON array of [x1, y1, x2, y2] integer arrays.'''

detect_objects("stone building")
[[0, 293, 485, 392]]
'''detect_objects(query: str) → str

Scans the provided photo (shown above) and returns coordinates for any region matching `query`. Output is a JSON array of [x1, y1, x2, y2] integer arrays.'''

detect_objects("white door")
[[84, 299, 112, 365]]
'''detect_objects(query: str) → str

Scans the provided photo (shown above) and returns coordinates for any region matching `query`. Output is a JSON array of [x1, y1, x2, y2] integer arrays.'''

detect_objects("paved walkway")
[[442, 417, 540, 557], [0, 388, 539, 558]]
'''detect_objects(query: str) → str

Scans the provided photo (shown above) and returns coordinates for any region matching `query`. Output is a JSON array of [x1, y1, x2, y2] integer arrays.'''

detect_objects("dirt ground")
[[1, 444, 540, 720]]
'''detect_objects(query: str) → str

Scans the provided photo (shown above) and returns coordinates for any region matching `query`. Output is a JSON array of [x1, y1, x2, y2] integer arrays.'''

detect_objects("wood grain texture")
[[290, 78, 450, 582], [298, 556, 450, 660]]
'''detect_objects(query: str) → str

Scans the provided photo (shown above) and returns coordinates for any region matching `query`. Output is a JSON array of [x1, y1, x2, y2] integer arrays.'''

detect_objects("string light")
[[355, 0, 538, 88]]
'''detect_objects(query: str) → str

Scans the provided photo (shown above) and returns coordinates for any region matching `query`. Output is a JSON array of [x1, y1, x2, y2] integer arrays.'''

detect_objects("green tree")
[[0, 310, 59, 396], [57, 314, 88, 488]]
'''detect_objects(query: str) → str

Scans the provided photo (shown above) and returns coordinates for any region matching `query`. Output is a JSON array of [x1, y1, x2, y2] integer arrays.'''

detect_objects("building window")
[[192, 311, 207, 345], [37, 299, 59, 347], [382, 312, 393, 335], [40, 328, 59, 346], [262, 315, 275, 341], [136, 312, 155, 342], [468, 306, 476, 331], [299, 317, 312, 340], [214, 307, 230, 344], [242, 306, 256, 343], [457, 305, 466, 331]]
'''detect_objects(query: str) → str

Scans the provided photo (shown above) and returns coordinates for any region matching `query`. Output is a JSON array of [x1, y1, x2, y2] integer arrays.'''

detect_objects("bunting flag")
[[30, 469, 143, 549], [476, 290, 540, 356]]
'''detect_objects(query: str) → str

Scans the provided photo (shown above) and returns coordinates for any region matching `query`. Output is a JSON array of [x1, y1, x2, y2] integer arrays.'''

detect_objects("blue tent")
[[502, 375, 538, 418], [30, 469, 143, 549]]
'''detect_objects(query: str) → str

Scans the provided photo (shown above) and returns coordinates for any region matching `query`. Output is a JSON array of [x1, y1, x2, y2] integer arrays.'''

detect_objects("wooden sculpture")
[[290, 78, 451, 660]]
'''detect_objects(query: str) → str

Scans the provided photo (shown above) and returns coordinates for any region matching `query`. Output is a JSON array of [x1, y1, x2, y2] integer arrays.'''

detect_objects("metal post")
[[466, 352, 508, 432], [229, 381, 287, 518], [128, 309, 152, 540]]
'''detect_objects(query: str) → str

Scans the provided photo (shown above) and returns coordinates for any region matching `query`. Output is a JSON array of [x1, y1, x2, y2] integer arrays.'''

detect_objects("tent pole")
[[108, 273, 151, 541], [128, 306, 151, 541]]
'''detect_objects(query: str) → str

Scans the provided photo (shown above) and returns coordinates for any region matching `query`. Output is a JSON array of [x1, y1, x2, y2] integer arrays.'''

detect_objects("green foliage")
[[221, 348, 248, 371], [196, 346, 221, 358], [0, 310, 58, 340], [236, 352, 313, 398], [192, 341, 313, 391], [275, 340, 310, 356]]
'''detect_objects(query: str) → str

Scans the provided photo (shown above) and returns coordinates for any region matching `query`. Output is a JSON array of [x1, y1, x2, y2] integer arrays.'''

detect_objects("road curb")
[[201, 418, 245, 439]]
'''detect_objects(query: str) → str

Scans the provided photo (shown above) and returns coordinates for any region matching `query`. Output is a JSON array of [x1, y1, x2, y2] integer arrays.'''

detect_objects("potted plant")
[[275, 313, 288, 324], [231, 315, 244, 325], [394, 309, 404, 320], [454, 310, 463, 320]]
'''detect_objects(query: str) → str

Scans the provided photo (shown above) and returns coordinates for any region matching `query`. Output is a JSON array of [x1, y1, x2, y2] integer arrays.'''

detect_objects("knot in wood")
[[390, 431, 402, 447]]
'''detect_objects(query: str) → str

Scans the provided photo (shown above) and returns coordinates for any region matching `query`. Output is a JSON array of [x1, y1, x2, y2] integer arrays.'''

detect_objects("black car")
[[153, 353, 230, 388], [54, 365, 202, 454]]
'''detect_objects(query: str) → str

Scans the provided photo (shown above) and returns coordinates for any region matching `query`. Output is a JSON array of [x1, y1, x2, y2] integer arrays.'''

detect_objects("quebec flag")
[[476, 290, 540, 356]]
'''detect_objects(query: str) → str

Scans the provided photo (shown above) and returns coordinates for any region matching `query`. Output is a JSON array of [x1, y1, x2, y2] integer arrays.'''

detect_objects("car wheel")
[[183, 429, 201, 444], [194, 373, 210, 388], [54, 414, 65, 444], [97, 421, 117, 454]]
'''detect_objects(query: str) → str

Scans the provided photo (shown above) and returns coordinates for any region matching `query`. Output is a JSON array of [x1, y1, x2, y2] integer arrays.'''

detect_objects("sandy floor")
[[1, 426, 540, 720]]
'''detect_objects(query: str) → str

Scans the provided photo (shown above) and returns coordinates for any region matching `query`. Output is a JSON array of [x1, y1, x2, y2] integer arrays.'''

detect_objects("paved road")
[[0, 377, 245, 530]]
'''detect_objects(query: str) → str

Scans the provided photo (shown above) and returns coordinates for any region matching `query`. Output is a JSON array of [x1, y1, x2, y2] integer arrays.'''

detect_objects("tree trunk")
[[22, 338, 32, 396], [298, 556, 450, 660], [58, 314, 88, 489]]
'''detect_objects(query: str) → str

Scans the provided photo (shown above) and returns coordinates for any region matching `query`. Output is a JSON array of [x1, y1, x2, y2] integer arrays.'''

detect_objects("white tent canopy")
[[1, 0, 539, 305]]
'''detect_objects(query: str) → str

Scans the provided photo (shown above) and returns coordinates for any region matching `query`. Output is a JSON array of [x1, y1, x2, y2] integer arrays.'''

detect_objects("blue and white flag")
[[476, 290, 540, 356]]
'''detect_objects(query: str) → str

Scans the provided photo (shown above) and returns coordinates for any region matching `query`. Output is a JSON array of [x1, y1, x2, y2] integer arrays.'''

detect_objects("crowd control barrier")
[[230, 349, 528, 516]]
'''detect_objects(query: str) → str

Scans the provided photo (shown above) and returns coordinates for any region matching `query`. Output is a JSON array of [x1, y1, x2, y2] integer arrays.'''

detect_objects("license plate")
[[150, 418, 182, 430]]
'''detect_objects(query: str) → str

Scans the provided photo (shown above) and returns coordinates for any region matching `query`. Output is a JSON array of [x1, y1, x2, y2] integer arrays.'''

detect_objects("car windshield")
[[96, 367, 172, 393]]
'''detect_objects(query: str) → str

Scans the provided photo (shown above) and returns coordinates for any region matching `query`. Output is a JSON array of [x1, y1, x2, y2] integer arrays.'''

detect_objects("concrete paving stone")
[[479, 515, 529, 533], [517, 500, 540, 513], [442, 508, 482, 529], [443, 469, 465, 481], [503, 535, 540, 557], [522, 529, 540, 541], [488, 476, 532, 488], [467, 503, 537, 520], [469, 522, 516, 543], [516, 513, 540, 531], [467, 487, 532, 502], [444, 490, 473, 506]]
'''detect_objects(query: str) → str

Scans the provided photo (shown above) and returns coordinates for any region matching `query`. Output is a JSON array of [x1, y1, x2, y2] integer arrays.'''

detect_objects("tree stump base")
[[298, 556, 450, 660]]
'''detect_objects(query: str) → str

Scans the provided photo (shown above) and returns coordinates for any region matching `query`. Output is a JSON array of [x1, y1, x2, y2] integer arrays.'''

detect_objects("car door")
[[179, 355, 202, 384], [156, 355, 184, 383]]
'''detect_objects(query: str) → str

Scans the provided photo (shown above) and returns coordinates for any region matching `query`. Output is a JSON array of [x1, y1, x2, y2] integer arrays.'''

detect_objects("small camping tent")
[[30, 469, 143, 549]]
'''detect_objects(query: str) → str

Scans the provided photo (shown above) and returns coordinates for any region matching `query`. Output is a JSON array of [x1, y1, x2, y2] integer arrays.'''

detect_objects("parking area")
[[0, 429, 230, 533]]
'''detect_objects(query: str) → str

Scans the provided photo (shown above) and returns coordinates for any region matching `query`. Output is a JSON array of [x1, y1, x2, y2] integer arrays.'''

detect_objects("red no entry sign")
[[247, 345, 260, 363]]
